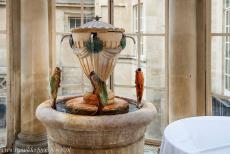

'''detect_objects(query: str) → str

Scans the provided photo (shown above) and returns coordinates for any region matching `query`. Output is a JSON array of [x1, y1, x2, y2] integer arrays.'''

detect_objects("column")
[[169, 0, 197, 122], [15, 0, 49, 149], [196, 0, 206, 116]]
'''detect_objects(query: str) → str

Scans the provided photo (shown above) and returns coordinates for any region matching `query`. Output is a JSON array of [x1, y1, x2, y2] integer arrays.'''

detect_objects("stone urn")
[[36, 97, 156, 154]]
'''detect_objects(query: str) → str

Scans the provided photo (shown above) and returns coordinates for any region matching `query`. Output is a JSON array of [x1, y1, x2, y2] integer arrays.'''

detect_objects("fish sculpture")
[[89, 71, 108, 112], [135, 68, 144, 108], [50, 67, 61, 109]]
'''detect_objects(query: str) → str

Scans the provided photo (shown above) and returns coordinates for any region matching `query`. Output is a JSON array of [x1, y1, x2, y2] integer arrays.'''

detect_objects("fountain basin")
[[36, 97, 156, 154]]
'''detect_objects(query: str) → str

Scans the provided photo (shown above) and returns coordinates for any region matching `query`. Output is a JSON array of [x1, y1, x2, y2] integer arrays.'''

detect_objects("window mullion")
[[109, 0, 114, 91], [137, 0, 141, 68], [80, 0, 84, 26]]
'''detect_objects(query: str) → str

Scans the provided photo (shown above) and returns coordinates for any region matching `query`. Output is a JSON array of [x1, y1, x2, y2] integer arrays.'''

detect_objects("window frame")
[[110, 0, 169, 144], [0, 0, 9, 149], [68, 16, 81, 30], [224, 1, 230, 94], [206, 0, 230, 115]]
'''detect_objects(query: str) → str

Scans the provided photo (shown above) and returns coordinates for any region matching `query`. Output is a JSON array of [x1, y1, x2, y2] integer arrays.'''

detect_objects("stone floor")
[[144, 144, 160, 154], [0, 128, 6, 147], [1, 141, 159, 154]]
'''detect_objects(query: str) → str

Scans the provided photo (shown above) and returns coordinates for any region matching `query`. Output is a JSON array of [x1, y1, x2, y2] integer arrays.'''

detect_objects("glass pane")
[[0, 0, 6, 31], [121, 35, 137, 58], [114, 0, 165, 34], [114, 36, 166, 140], [56, 33, 86, 96], [56, 0, 98, 96], [84, 0, 96, 22], [113, 0, 166, 141], [211, 36, 230, 115], [211, 0, 230, 33], [143, 36, 166, 140], [113, 1, 134, 33], [211, 36, 223, 95], [227, 0, 230, 8], [69, 18, 76, 29], [0, 0, 6, 147], [93, 0, 108, 22], [114, 59, 137, 99], [142, 0, 165, 34], [0, 33, 7, 147]]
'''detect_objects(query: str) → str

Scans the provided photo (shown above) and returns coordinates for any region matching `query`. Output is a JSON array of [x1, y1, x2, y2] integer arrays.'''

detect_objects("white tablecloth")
[[160, 116, 230, 154]]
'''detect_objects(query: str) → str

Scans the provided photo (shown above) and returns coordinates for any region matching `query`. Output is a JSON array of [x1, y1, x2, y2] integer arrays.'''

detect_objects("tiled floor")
[[144, 144, 160, 154]]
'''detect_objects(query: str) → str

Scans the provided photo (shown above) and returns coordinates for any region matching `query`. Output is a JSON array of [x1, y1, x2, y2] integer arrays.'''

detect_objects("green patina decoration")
[[120, 34, 126, 49], [84, 36, 103, 53]]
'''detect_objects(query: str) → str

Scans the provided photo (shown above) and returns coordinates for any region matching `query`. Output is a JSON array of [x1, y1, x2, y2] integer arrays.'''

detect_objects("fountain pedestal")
[[36, 98, 156, 154]]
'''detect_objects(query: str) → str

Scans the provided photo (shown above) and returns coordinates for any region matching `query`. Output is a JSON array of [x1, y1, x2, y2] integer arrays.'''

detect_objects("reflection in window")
[[68, 16, 94, 30], [227, 0, 230, 9], [69, 17, 81, 29]]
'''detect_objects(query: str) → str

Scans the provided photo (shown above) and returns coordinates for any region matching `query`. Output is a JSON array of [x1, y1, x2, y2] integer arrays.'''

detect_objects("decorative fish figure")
[[120, 34, 126, 49], [84, 33, 103, 53], [135, 68, 144, 108], [89, 71, 108, 107], [50, 67, 61, 109]]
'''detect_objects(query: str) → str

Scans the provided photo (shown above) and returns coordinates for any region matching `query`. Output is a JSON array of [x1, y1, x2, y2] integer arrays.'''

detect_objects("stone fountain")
[[36, 17, 156, 154]]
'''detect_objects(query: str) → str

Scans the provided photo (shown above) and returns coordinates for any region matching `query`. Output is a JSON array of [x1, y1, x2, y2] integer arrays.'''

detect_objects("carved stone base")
[[36, 99, 156, 154], [15, 133, 48, 154]]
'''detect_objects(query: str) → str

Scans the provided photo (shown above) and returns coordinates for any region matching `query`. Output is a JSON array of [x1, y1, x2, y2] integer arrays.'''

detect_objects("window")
[[68, 17, 81, 29], [224, 1, 230, 93], [0, 0, 7, 147], [113, 0, 167, 141], [209, 0, 230, 115], [56, 1, 95, 95], [68, 16, 94, 30], [56, 0, 168, 143]]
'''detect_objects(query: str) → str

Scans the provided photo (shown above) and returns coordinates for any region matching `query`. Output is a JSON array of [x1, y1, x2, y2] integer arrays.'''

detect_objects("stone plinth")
[[36, 98, 156, 154]]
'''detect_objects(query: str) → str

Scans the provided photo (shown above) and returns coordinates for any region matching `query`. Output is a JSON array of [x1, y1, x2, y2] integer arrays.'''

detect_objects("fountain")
[[36, 16, 156, 154]]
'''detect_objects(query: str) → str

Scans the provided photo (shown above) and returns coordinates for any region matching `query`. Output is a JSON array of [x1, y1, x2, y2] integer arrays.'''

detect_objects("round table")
[[160, 116, 230, 154]]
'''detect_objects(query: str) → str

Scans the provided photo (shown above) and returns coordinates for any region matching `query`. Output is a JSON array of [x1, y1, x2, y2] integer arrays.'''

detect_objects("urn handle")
[[120, 34, 136, 49], [125, 35, 136, 44], [61, 34, 74, 49]]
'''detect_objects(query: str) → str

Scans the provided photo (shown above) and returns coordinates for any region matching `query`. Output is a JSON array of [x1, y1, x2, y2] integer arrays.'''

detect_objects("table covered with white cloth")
[[160, 116, 230, 154]]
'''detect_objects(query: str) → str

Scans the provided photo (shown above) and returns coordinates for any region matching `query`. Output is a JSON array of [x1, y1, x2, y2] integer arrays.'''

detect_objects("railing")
[[0, 75, 6, 91], [0, 73, 6, 129], [212, 95, 230, 116]]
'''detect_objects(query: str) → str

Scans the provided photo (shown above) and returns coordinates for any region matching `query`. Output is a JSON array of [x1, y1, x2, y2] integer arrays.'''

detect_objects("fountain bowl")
[[36, 96, 156, 154]]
